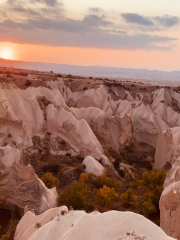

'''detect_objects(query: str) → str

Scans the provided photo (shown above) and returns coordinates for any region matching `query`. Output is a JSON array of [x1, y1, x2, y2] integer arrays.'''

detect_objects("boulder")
[[160, 181, 180, 240], [82, 156, 104, 176], [15, 208, 175, 240]]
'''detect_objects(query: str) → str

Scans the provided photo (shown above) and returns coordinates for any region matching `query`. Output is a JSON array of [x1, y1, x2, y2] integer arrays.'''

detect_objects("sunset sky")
[[0, 0, 180, 71]]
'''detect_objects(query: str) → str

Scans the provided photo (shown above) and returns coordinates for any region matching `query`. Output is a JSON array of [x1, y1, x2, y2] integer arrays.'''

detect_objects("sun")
[[0, 48, 14, 60]]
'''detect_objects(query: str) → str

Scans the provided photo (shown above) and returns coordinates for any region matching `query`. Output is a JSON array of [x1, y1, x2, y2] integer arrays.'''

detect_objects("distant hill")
[[0, 58, 180, 84]]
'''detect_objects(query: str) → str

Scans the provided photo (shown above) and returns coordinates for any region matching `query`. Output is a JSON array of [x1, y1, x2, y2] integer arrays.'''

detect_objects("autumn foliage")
[[57, 169, 167, 223]]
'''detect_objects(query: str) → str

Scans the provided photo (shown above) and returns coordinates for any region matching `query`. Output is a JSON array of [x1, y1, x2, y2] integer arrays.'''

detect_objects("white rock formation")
[[53, 79, 173, 149], [131, 103, 168, 148], [164, 157, 180, 188], [46, 104, 107, 160], [1, 80, 175, 156], [152, 88, 180, 127], [82, 156, 104, 176], [155, 127, 180, 169], [0, 146, 57, 214], [14, 206, 69, 240], [0, 82, 108, 160], [155, 127, 180, 239], [15, 208, 175, 240], [160, 181, 180, 240], [72, 107, 132, 151], [3, 75, 180, 238]]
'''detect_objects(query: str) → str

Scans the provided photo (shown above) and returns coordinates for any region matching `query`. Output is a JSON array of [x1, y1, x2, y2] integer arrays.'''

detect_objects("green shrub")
[[58, 182, 88, 209], [143, 191, 154, 202], [141, 201, 156, 217], [79, 173, 95, 185], [120, 189, 139, 208], [142, 169, 167, 189], [133, 179, 146, 189], [142, 187, 163, 213], [97, 174, 121, 192], [0, 232, 10, 240], [94, 185, 118, 208], [41, 172, 56, 188]]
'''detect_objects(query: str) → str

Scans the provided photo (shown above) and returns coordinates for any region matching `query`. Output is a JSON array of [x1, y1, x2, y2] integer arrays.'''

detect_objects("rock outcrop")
[[156, 127, 180, 239], [15, 207, 175, 240], [82, 156, 104, 176], [155, 127, 180, 169], [160, 181, 180, 240], [0, 146, 57, 214]]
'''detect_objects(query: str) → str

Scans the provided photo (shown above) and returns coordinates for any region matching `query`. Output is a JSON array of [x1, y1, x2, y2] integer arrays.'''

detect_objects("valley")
[[0, 66, 180, 239]]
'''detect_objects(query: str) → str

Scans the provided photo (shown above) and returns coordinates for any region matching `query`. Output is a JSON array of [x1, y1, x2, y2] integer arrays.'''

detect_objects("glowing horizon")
[[0, 0, 179, 71]]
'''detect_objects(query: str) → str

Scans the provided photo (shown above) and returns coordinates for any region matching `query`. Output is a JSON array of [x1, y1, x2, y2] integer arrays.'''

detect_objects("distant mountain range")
[[0, 58, 180, 85]]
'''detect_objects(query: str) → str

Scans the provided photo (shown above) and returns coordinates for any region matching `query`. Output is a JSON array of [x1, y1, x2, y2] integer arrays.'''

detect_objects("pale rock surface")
[[0, 84, 62, 148], [115, 100, 140, 117], [152, 88, 180, 127], [0, 81, 112, 213], [155, 127, 180, 169], [14, 206, 68, 240], [0, 82, 108, 162], [3, 77, 180, 239], [47, 80, 170, 149], [131, 103, 168, 147], [15, 208, 175, 240], [0, 146, 57, 213], [164, 157, 180, 188], [72, 107, 132, 151], [160, 181, 180, 240], [82, 156, 104, 176], [119, 163, 137, 179], [46, 104, 107, 161], [156, 127, 180, 239]]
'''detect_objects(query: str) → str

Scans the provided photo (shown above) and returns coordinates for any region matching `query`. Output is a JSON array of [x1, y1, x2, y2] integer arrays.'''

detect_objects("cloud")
[[1, 0, 64, 20], [88, 7, 103, 13], [154, 15, 180, 27], [105, 29, 127, 34], [36, 0, 61, 6], [0, 17, 94, 32], [0, 2, 178, 51], [121, 13, 154, 26], [82, 14, 113, 27], [121, 13, 180, 29], [11, 5, 41, 16], [30, 0, 63, 7], [0, 17, 177, 51]]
